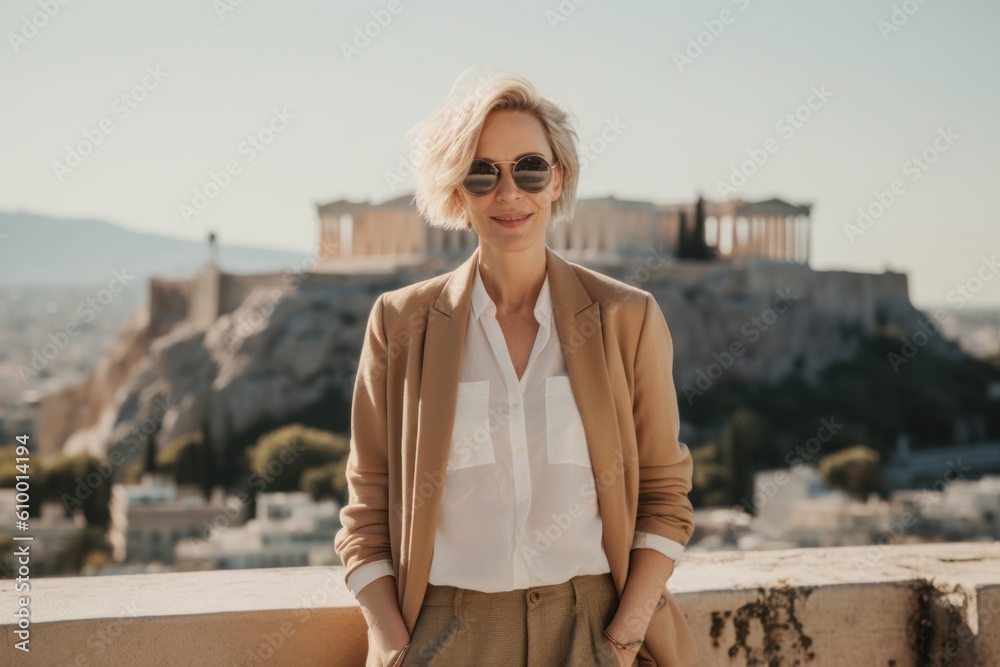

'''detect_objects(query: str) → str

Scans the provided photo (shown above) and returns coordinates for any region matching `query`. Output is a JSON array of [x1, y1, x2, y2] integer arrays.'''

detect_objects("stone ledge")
[[2, 542, 998, 666]]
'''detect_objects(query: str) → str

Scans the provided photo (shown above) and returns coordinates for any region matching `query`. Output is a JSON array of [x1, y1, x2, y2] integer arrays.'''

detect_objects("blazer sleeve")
[[334, 293, 395, 595], [631, 292, 695, 557]]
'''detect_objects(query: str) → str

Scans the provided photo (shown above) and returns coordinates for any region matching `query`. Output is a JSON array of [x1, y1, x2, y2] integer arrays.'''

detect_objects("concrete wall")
[[3, 542, 998, 666]]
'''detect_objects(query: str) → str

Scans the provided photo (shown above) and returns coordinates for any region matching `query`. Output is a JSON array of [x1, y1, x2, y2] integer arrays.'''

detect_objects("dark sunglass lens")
[[463, 160, 499, 194], [513, 156, 551, 192]]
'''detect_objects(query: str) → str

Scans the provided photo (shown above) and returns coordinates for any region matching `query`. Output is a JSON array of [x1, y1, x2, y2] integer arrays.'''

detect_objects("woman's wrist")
[[606, 604, 652, 646], [603, 626, 643, 651], [388, 641, 411, 667]]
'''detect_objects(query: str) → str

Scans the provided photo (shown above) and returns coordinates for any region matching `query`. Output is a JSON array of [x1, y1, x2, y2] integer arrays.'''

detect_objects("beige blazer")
[[335, 245, 698, 667]]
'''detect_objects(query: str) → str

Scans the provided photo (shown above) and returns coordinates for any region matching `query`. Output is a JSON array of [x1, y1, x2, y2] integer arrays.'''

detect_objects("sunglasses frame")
[[461, 154, 559, 196]]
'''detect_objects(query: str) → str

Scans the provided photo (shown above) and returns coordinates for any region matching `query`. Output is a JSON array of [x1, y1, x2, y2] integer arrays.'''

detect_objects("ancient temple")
[[316, 194, 811, 265]]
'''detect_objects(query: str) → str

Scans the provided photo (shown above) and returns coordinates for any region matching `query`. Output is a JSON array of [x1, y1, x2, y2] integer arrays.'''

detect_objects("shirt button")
[[515, 448, 522, 454], [519, 494, 526, 501], [513, 402, 520, 410]]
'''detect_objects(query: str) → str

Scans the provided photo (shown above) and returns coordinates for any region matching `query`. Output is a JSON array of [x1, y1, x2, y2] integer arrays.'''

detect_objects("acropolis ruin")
[[315, 194, 811, 265]]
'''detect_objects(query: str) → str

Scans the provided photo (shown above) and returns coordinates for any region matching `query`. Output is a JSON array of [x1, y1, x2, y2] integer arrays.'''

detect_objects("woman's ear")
[[455, 189, 473, 230], [550, 163, 564, 201]]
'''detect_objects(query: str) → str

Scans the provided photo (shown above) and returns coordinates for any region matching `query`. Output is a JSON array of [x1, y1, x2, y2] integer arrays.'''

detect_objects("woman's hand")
[[357, 575, 411, 666], [373, 626, 411, 667], [602, 626, 641, 667], [383, 637, 411, 667]]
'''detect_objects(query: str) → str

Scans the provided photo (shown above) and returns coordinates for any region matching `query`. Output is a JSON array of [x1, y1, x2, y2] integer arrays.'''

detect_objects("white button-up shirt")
[[345, 259, 685, 597]]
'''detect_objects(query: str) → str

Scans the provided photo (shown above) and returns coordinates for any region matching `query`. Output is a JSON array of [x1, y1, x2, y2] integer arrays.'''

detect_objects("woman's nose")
[[494, 166, 521, 200]]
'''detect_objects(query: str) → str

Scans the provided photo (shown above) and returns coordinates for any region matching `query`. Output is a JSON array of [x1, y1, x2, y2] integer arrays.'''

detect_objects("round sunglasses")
[[461, 154, 558, 196]]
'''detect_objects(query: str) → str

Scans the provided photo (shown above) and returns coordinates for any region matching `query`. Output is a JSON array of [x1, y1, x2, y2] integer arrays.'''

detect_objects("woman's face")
[[460, 110, 562, 254]]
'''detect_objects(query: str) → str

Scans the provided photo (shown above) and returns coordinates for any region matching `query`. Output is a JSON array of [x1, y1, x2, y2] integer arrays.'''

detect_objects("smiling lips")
[[491, 212, 532, 223]]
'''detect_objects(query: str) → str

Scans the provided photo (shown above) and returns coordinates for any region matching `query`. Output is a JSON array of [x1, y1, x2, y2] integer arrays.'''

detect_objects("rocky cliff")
[[40, 255, 958, 473]]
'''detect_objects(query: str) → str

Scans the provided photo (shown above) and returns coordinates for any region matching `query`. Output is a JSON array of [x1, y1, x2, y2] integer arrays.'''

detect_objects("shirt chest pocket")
[[545, 375, 592, 468], [448, 380, 496, 471]]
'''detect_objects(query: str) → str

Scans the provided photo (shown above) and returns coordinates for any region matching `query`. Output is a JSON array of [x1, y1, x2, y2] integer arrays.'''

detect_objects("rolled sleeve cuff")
[[345, 559, 396, 598], [632, 530, 685, 562]]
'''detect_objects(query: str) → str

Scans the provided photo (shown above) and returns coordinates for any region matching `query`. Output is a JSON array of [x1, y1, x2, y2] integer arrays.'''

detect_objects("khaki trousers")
[[367, 572, 633, 667]]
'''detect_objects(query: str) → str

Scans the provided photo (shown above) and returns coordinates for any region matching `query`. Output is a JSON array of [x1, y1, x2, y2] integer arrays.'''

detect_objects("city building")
[[173, 491, 340, 571], [120, 474, 247, 566]]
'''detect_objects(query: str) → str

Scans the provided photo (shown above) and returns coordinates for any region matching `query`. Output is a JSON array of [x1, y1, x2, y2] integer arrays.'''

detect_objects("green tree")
[[691, 440, 733, 508], [246, 424, 349, 493], [42, 453, 112, 527], [721, 408, 772, 506], [157, 431, 217, 498], [676, 196, 716, 261], [300, 459, 348, 505], [819, 444, 883, 500]]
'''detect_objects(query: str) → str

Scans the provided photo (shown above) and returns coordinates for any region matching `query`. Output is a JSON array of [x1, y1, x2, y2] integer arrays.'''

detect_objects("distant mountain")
[[0, 212, 310, 286]]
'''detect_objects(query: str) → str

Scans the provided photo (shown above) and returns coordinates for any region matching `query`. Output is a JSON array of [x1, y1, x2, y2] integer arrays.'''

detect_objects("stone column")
[[792, 216, 800, 263], [777, 215, 787, 261], [800, 216, 808, 264]]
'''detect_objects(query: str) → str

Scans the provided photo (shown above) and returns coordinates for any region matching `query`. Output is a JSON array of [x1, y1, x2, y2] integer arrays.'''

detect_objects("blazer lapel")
[[545, 246, 628, 591], [401, 245, 478, 626]]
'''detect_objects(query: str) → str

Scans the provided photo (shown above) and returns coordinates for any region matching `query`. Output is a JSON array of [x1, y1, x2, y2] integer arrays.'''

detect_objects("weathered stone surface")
[[2, 542, 997, 666]]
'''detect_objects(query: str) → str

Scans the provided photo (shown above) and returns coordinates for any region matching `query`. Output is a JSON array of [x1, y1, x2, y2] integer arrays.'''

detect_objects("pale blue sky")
[[1, 0, 998, 308]]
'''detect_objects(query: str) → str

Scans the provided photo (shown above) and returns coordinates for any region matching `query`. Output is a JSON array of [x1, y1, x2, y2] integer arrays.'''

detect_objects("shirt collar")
[[471, 258, 553, 329]]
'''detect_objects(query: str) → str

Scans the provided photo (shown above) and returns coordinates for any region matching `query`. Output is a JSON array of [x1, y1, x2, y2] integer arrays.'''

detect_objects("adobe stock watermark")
[[886, 312, 948, 373], [734, 417, 844, 518], [518, 447, 642, 566], [218, 241, 339, 354], [578, 117, 627, 173], [238, 568, 351, 665], [681, 287, 800, 405], [559, 245, 672, 359], [62, 601, 140, 665], [545, 0, 589, 31], [18, 268, 134, 385], [7, 0, 74, 55], [672, 0, 754, 73], [184, 433, 311, 556], [947, 255, 1000, 310], [395, 403, 528, 520], [385, 71, 497, 191], [843, 126, 959, 244], [213, 0, 249, 21], [716, 85, 833, 198], [384, 135, 431, 191], [852, 458, 970, 575], [550, 245, 675, 365], [61, 397, 171, 514], [178, 106, 294, 223], [922, 587, 1000, 667], [877, 0, 933, 41], [339, 0, 412, 63], [51, 65, 168, 182], [888, 254, 998, 372]]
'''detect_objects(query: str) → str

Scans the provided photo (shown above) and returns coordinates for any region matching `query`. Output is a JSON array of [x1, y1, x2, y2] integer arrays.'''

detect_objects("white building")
[[920, 475, 1000, 538], [119, 473, 248, 566], [174, 491, 341, 571], [740, 466, 893, 550]]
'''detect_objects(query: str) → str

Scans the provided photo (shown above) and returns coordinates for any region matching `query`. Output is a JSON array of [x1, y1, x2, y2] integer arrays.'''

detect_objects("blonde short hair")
[[406, 67, 580, 230]]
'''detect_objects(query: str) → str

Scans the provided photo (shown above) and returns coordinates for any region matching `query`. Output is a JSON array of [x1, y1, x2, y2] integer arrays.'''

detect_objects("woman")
[[334, 68, 698, 667]]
